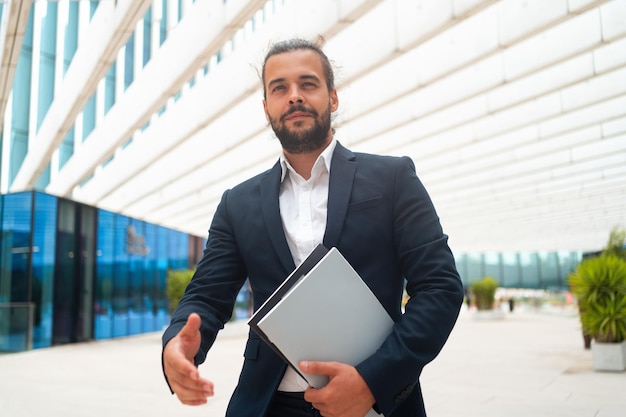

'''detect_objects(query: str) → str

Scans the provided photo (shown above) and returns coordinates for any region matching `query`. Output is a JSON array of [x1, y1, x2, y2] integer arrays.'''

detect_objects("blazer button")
[[393, 384, 413, 404]]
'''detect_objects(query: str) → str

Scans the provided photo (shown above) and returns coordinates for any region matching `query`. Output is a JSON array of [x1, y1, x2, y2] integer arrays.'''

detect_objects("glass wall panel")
[[112, 215, 130, 337], [483, 252, 501, 282], [53, 199, 76, 344], [501, 252, 521, 288], [538, 252, 560, 289], [559, 251, 581, 286], [9, 12, 34, 187], [124, 34, 135, 90], [0, 192, 33, 351], [160, 0, 167, 45], [104, 64, 116, 114], [82, 95, 96, 141], [143, 223, 157, 332], [31, 193, 56, 348], [465, 253, 484, 282], [143, 8, 152, 67], [78, 204, 96, 342], [155, 226, 169, 328], [37, 2, 57, 131], [63, 1, 79, 75], [59, 127, 75, 168], [519, 252, 540, 289], [128, 219, 145, 335], [95, 210, 114, 339]]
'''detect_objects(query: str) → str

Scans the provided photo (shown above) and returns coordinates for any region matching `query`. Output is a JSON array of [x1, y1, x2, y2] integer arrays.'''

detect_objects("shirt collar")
[[280, 138, 337, 182]]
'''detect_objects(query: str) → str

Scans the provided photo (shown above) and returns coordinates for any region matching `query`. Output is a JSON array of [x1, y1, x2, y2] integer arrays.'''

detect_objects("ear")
[[262, 99, 270, 123], [330, 89, 339, 112]]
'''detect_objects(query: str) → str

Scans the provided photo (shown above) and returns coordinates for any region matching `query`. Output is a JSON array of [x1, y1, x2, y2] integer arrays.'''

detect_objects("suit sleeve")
[[161, 189, 248, 365], [355, 157, 464, 416]]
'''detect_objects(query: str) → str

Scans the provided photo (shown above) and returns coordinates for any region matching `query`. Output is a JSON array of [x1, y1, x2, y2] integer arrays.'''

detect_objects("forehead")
[[264, 49, 326, 86]]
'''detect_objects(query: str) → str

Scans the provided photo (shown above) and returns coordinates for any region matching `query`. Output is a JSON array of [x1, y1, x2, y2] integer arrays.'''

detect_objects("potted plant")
[[165, 269, 195, 313], [470, 276, 503, 319], [569, 254, 626, 371]]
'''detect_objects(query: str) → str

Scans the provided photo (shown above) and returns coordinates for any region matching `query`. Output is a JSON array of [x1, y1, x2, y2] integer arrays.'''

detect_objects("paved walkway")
[[1, 307, 624, 417]]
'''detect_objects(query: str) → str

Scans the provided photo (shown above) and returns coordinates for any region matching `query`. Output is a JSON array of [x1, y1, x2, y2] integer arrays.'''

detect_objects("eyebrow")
[[267, 74, 321, 90]]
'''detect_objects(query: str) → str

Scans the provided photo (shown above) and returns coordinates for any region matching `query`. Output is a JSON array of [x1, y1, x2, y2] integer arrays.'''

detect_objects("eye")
[[271, 85, 286, 93]]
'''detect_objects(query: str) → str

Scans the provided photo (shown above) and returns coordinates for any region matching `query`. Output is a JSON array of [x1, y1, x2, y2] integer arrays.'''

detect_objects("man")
[[162, 38, 464, 417]]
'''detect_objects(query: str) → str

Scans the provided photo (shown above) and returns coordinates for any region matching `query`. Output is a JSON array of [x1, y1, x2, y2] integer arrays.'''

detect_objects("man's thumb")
[[181, 313, 202, 337]]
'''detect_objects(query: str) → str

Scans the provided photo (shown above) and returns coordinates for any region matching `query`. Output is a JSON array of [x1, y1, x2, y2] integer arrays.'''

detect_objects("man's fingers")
[[163, 313, 215, 406], [300, 360, 342, 376]]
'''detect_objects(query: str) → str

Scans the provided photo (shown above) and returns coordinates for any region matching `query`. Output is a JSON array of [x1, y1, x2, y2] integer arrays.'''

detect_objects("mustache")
[[280, 105, 317, 121]]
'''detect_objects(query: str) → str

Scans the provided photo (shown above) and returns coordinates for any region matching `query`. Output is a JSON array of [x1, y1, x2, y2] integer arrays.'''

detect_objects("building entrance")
[[52, 200, 96, 345]]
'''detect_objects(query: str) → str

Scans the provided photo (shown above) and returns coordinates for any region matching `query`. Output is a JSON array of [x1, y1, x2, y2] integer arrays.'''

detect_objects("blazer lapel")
[[324, 142, 356, 248], [260, 161, 295, 273]]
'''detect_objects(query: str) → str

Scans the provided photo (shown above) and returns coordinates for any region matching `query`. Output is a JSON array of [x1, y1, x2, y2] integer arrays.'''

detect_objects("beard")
[[269, 104, 332, 154]]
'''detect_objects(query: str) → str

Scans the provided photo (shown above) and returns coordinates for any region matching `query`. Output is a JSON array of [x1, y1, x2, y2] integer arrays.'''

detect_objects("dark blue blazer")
[[162, 142, 463, 417]]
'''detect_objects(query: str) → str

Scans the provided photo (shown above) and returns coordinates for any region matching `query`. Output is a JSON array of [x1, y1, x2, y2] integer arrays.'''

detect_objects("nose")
[[288, 85, 303, 104]]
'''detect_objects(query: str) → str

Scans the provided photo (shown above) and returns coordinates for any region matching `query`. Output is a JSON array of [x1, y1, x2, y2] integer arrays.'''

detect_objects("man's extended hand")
[[163, 313, 214, 405], [301, 361, 375, 417]]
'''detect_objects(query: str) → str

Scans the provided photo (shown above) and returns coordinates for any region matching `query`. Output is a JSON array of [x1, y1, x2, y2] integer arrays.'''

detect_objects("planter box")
[[591, 340, 626, 372]]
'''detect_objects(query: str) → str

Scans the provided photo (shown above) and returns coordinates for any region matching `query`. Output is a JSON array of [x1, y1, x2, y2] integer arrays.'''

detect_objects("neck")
[[283, 136, 332, 180]]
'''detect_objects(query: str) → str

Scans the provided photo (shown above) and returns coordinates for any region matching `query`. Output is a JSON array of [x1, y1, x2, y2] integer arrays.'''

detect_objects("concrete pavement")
[[0, 306, 624, 417]]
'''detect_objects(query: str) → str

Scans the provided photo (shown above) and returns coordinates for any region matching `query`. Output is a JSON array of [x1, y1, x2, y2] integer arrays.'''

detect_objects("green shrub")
[[470, 276, 498, 310], [165, 269, 195, 313], [569, 255, 626, 343]]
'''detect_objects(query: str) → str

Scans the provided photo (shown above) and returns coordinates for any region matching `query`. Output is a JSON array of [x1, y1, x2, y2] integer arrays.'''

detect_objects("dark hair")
[[261, 37, 335, 99]]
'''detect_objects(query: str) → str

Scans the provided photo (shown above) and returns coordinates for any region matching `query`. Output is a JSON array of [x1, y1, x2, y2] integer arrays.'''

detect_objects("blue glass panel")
[[95, 210, 114, 339], [59, 127, 75, 169], [155, 226, 169, 328], [160, 0, 167, 45], [112, 215, 130, 337], [143, 7, 152, 67], [31, 193, 57, 348], [89, 0, 98, 18], [124, 34, 135, 90], [33, 162, 51, 190], [63, 1, 79, 74], [10, 13, 34, 187], [143, 223, 157, 332], [128, 219, 145, 335], [82, 95, 96, 141], [0, 192, 33, 351], [37, 3, 57, 131], [104, 63, 116, 114]]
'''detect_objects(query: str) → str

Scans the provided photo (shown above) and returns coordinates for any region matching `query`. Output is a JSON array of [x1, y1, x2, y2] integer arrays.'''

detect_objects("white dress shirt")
[[276, 138, 337, 392]]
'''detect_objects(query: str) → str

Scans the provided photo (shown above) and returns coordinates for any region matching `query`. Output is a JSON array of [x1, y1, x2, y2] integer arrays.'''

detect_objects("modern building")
[[1, 0, 625, 351]]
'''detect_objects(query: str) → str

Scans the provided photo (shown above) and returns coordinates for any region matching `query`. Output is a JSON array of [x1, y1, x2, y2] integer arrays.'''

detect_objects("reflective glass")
[[95, 210, 114, 339], [155, 226, 169, 329], [501, 252, 521, 288], [112, 215, 130, 337], [484, 252, 501, 281], [538, 251, 561, 289], [37, 2, 57, 131], [0, 192, 33, 351], [519, 252, 540, 288], [31, 192, 57, 348], [128, 219, 145, 335], [63, 1, 79, 74]]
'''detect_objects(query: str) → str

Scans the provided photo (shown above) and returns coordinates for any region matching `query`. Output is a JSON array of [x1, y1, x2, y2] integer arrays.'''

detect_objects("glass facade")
[[0, 191, 209, 352], [455, 249, 582, 291]]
